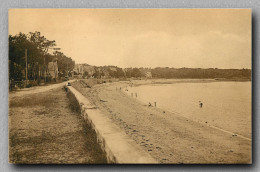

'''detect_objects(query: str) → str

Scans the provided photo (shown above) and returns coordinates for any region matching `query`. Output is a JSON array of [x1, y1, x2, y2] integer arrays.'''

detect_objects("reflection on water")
[[126, 81, 251, 138]]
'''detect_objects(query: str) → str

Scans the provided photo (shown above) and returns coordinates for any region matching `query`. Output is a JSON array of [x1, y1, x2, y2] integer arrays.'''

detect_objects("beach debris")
[[100, 99, 107, 102], [148, 149, 152, 151], [156, 147, 161, 150], [150, 113, 153, 115], [229, 150, 233, 152], [148, 102, 152, 107], [205, 121, 208, 123], [232, 134, 237, 137], [154, 102, 157, 107]]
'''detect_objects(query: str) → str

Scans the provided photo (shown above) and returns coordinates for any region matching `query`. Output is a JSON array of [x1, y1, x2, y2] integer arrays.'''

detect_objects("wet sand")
[[72, 79, 251, 164]]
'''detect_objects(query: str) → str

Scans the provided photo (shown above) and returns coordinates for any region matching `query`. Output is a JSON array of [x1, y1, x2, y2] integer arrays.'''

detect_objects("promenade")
[[9, 83, 106, 164]]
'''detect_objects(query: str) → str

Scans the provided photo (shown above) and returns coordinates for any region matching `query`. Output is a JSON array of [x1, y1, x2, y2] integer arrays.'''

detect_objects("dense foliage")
[[9, 31, 75, 87], [85, 66, 251, 80], [150, 67, 251, 79]]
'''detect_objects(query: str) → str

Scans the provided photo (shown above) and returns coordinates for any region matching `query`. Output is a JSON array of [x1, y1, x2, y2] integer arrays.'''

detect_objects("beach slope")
[[73, 80, 251, 164]]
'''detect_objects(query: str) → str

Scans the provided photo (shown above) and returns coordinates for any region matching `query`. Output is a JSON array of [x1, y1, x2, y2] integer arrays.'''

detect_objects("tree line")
[[9, 31, 75, 89], [9, 31, 251, 90], [150, 67, 251, 80], [79, 65, 251, 80]]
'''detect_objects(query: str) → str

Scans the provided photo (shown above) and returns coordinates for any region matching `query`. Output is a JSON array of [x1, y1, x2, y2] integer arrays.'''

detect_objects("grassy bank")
[[9, 87, 107, 164]]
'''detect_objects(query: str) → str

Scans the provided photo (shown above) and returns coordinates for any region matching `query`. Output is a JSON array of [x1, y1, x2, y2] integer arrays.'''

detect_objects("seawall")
[[66, 85, 157, 164]]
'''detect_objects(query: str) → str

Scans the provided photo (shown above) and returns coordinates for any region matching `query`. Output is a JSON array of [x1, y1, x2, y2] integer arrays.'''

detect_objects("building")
[[109, 66, 117, 72], [145, 71, 152, 78], [83, 65, 95, 76], [74, 64, 84, 74], [48, 60, 59, 81]]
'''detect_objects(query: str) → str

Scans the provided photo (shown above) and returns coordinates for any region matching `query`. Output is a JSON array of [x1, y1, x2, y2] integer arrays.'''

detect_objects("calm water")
[[126, 81, 251, 138]]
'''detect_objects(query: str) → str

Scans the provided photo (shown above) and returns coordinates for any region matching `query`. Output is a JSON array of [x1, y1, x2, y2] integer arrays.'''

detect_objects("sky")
[[9, 9, 251, 69]]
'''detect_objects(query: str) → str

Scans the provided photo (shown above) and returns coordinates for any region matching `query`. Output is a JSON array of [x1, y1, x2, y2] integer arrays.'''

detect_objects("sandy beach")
[[72, 79, 251, 164]]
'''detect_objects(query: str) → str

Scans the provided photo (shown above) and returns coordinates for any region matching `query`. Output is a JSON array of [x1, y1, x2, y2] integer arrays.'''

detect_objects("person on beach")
[[199, 102, 203, 108]]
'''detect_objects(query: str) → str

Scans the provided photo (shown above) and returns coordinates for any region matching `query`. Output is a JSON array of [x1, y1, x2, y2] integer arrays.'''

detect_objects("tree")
[[125, 68, 132, 78], [28, 31, 56, 55], [93, 68, 101, 79], [28, 32, 56, 81], [116, 68, 125, 78], [132, 68, 142, 78], [53, 51, 75, 77], [9, 31, 75, 89], [83, 71, 88, 78], [9, 33, 38, 81]]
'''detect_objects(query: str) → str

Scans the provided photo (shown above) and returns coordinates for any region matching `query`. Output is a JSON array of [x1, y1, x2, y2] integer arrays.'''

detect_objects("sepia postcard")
[[8, 9, 251, 164]]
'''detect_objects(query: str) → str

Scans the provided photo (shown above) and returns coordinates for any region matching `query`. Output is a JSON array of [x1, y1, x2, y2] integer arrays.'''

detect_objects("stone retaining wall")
[[66, 85, 157, 164]]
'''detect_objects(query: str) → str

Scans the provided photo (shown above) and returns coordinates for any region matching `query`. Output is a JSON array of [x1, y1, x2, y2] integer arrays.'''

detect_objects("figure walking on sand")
[[199, 101, 203, 108]]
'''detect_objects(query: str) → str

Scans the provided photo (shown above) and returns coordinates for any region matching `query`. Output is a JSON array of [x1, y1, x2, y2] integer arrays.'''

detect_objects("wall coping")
[[67, 86, 157, 164]]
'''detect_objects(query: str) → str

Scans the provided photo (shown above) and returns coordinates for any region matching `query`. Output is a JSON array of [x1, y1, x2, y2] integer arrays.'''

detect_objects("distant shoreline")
[[74, 78, 251, 90], [127, 78, 251, 87]]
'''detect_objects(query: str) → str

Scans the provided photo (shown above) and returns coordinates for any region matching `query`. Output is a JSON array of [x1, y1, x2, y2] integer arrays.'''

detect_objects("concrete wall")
[[66, 85, 157, 164]]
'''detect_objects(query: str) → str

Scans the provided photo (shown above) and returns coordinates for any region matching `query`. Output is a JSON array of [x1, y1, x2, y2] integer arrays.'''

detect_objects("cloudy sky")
[[9, 9, 251, 69]]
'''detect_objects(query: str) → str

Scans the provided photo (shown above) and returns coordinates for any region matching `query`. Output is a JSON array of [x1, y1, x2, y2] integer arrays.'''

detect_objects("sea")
[[125, 81, 251, 139]]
